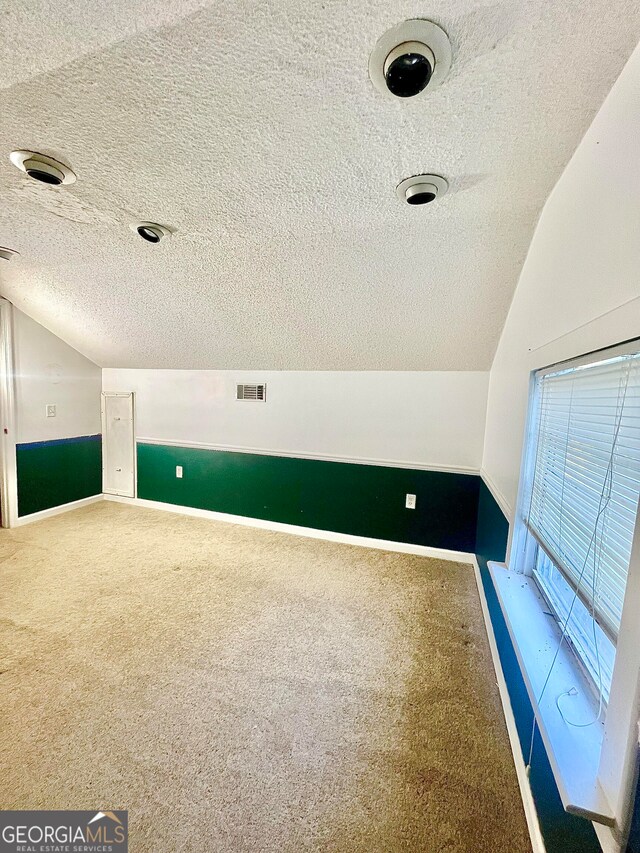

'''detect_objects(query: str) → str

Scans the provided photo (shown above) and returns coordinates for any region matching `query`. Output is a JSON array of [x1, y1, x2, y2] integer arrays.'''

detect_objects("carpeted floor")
[[0, 502, 531, 853]]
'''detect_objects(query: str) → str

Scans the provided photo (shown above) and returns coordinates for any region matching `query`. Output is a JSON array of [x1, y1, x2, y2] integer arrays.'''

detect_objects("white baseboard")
[[13, 494, 104, 526], [472, 556, 547, 853], [103, 494, 476, 564]]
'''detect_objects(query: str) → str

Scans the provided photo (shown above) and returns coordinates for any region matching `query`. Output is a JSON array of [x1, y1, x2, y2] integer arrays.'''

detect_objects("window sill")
[[488, 561, 615, 826]]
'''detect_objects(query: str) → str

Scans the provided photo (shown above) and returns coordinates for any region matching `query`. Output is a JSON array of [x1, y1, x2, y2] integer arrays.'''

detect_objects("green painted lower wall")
[[16, 435, 102, 517], [137, 442, 480, 551]]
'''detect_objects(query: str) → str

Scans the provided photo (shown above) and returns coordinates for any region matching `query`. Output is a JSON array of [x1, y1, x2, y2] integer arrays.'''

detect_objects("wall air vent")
[[236, 383, 266, 401]]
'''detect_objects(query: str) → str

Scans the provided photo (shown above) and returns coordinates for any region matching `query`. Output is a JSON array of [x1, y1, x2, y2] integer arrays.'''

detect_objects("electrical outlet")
[[405, 493, 416, 509], [46, 404, 56, 418], [176, 466, 183, 478]]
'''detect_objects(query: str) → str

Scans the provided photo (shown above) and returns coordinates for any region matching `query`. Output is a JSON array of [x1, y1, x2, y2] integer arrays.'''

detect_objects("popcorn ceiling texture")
[[0, 1, 639, 369]]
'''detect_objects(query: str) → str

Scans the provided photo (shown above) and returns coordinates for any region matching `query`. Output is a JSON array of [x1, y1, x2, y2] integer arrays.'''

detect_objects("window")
[[521, 340, 640, 703], [533, 548, 616, 701]]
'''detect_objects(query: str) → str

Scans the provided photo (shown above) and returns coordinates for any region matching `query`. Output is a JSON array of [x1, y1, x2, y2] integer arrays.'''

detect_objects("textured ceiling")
[[0, 1, 639, 370]]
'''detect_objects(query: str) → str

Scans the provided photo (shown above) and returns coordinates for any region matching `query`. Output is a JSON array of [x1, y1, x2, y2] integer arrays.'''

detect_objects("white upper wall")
[[103, 369, 489, 472], [13, 307, 101, 443], [482, 42, 640, 516]]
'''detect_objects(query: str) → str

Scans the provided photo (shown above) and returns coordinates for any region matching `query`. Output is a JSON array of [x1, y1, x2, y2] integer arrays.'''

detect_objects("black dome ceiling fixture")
[[10, 150, 76, 185], [396, 174, 449, 206], [369, 20, 452, 100], [384, 43, 435, 98], [130, 222, 172, 244]]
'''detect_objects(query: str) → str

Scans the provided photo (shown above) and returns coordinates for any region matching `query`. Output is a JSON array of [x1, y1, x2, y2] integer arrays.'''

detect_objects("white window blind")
[[524, 344, 640, 642]]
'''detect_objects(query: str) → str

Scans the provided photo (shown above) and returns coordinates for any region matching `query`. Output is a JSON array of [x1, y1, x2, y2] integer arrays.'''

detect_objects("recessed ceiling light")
[[9, 150, 76, 186], [130, 222, 172, 243], [396, 174, 449, 205], [369, 20, 452, 99], [0, 247, 19, 261]]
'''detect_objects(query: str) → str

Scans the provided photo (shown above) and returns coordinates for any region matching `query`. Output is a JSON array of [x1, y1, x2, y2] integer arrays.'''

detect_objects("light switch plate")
[[176, 466, 183, 478], [405, 493, 416, 509], [46, 404, 56, 418]]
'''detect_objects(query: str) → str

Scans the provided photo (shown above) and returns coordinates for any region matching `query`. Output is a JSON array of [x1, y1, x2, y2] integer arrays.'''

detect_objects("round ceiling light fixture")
[[9, 150, 76, 185], [0, 246, 20, 261], [130, 221, 172, 244], [396, 174, 449, 206], [369, 19, 452, 99]]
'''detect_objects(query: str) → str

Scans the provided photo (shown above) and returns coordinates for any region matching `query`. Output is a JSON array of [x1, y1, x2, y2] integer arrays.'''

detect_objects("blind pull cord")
[[525, 362, 631, 775]]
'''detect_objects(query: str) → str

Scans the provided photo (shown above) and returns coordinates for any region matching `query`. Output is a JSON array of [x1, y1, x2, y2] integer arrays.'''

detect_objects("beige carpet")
[[0, 502, 531, 853]]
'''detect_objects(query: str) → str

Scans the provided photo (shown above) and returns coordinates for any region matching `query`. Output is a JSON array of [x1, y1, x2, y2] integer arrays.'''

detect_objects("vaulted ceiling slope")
[[0, 1, 639, 370]]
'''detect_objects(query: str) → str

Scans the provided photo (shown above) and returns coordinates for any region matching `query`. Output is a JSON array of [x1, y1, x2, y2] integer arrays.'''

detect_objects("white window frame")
[[505, 338, 640, 846]]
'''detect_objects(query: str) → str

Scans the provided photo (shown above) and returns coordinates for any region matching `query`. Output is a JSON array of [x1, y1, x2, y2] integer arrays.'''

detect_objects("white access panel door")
[[102, 392, 135, 497]]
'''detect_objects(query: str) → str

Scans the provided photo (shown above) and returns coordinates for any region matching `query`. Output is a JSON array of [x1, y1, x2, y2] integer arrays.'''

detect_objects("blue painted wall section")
[[16, 434, 102, 517], [475, 479, 603, 853]]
